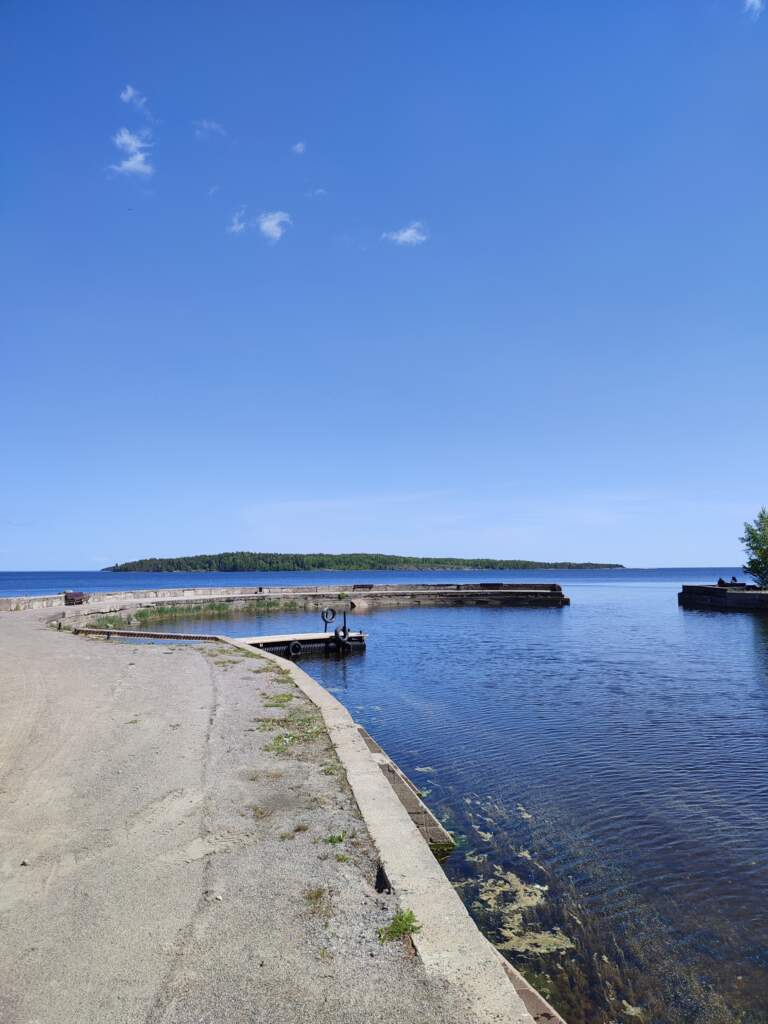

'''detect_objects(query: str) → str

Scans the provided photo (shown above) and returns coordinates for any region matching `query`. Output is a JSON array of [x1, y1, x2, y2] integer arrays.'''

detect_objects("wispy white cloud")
[[258, 210, 292, 241], [113, 127, 146, 152], [227, 208, 247, 234], [110, 127, 154, 177], [744, 0, 764, 16], [305, 187, 327, 198], [120, 84, 147, 109], [382, 221, 428, 246], [208, 184, 220, 196], [119, 84, 154, 122], [194, 119, 226, 140], [291, 141, 306, 155]]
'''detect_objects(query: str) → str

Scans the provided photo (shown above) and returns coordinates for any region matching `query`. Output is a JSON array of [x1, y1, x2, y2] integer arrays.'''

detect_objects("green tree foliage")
[[740, 507, 768, 588], [104, 551, 623, 573]]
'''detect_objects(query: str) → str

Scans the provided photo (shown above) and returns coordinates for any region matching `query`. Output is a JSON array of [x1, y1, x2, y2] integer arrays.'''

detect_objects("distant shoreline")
[[104, 567, 625, 574], [104, 551, 624, 573]]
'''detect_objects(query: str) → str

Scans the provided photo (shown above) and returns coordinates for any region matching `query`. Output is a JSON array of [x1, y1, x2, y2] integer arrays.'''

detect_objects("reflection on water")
[[150, 572, 768, 1024]]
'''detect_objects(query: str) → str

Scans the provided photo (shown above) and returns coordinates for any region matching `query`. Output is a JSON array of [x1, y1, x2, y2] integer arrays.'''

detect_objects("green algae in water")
[[437, 791, 745, 1024], [473, 865, 573, 954]]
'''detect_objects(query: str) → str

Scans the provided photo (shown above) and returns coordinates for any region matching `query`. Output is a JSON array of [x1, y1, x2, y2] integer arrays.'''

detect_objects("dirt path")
[[0, 610, 479, 1024]]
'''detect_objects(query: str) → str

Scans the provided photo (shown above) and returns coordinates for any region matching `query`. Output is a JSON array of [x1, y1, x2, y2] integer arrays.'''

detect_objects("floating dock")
[[241, 630, 366, 656], [678, 585, 768, 611]]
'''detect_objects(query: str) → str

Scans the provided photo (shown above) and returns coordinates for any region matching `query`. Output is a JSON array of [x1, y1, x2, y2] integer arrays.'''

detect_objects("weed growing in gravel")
[[325, 832, 347, 845], [254, 718, 280, 730], [378, 909, 422, 943], [279, 823, 309, 840], [261, 708, 325, 754], [265, 735, 292, 755], [304, 886, 332, 921], [335, 854, 350, 863], [87, 614, 130, 629], [263, 693, 294, 707], [249, 805, 271, 821]]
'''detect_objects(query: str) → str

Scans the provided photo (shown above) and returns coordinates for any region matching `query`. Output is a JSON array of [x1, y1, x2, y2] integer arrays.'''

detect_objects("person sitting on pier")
[[718, 575, 746, 588]]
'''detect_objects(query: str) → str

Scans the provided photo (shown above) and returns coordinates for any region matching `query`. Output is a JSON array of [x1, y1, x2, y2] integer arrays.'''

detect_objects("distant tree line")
[[104, 551, 624, 573]]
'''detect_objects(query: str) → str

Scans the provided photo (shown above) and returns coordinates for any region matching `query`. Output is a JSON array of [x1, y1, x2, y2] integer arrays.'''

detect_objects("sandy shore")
[[0, 608, 495, 1024]]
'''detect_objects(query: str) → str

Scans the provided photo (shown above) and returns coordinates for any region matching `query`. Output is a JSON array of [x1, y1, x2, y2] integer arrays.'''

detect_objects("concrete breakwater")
[[1, 581, 570, 614], [678, 584, 768, 611]]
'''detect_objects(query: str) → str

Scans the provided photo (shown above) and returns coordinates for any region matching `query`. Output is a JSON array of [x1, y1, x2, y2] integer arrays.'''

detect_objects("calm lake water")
[[5, 568, 768, 1022]]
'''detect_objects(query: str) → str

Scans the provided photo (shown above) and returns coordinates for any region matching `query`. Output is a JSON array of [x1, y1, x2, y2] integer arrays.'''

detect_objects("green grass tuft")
[[324, 831, 347, 845], [263, 693, 294, 707], [378, 909, 422, 943]]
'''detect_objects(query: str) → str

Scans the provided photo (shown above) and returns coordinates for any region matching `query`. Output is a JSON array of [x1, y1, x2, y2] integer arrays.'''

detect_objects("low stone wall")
[[0, 593, 68, 611], [0, 586, 276, 612]]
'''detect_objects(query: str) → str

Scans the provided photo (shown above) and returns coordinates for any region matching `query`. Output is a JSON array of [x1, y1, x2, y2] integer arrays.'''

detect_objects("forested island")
[[104, 551, 623, 572]]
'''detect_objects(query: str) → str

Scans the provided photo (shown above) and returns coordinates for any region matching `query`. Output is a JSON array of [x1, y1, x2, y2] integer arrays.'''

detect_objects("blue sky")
[[4, 1, 767, 569]]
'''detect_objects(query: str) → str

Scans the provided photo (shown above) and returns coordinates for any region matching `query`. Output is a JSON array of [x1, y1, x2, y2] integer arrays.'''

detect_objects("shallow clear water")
[[7, 569, 768, 1021]]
